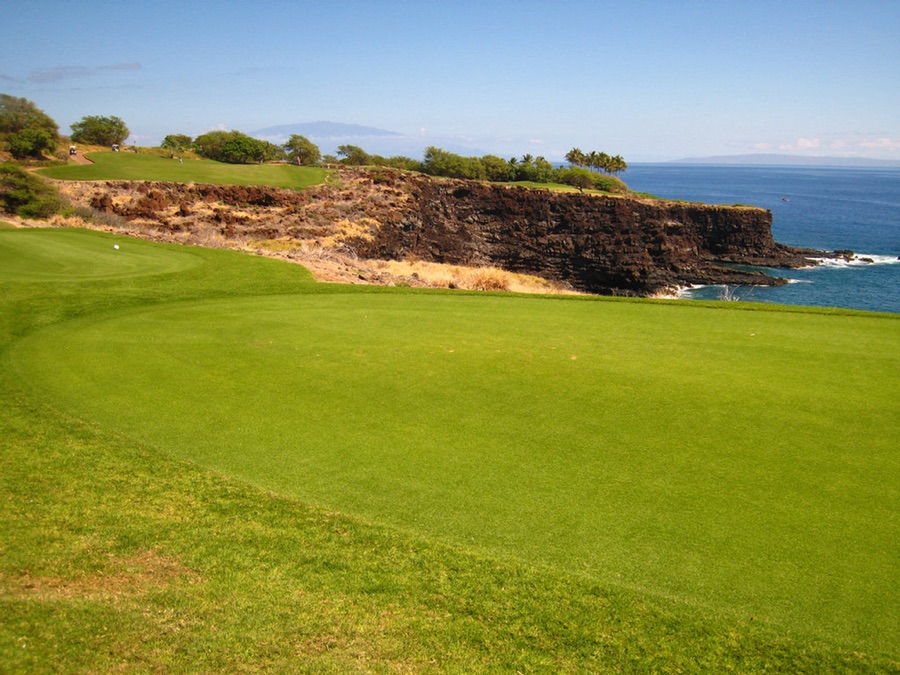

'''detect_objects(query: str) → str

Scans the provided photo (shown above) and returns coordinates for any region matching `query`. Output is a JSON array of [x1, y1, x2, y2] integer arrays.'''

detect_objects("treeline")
[[2, 93, 131, 160], [163, 131, 628, 193]]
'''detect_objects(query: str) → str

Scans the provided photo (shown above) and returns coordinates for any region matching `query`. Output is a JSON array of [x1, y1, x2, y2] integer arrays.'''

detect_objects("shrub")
[[0, 162, 64, 218]]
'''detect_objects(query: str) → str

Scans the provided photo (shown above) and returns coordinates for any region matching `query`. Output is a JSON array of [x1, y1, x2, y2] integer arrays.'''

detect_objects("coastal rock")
[[353, 174, 813, 295], [60, 169, 826, 296]]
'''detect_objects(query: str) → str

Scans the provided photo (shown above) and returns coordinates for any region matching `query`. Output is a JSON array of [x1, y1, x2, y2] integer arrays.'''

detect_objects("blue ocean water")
[[624, 164, 900, 313]]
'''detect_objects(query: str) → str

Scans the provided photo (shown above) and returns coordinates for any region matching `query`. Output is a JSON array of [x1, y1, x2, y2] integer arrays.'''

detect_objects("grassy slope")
[[37, 151, 327, 188], [1, 228, 897, 673]]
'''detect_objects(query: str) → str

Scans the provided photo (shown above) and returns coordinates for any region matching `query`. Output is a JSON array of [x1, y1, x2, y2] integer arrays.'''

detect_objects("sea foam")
[[811, 254, 900, 268]]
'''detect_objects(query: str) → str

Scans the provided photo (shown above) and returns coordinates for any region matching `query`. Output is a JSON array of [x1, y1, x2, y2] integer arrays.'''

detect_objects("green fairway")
[[0, 227, 202, 282], [37, 151, 327, 188], [2, 227, 897, 671]]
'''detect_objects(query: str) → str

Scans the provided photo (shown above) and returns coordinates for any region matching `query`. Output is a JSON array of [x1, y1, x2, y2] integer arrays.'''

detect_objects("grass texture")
[[1, 227, 897, 672], [37, 151, 327, 188]]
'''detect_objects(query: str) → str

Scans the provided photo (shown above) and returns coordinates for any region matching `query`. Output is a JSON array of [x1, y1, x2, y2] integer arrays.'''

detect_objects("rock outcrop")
[[353, 174, 818, 295], [59, 168, 825, 296]]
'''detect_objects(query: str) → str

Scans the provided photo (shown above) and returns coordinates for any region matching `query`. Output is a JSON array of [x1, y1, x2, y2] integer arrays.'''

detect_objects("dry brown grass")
[[373, 259, 580, 295], [1, 549, 197, 603]]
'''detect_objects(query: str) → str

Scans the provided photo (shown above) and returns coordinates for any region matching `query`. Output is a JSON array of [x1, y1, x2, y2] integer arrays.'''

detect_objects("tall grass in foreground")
[[1, 228, 897, 673]]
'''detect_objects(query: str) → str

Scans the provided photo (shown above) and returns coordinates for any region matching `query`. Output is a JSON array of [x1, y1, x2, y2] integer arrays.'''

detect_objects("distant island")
[[670, 153, 900, 168]]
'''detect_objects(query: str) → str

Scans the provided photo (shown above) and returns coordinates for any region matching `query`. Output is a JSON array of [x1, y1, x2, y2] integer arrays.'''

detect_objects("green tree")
[[337, 144, 371, 166], [6, 128, 56, 159], [565, 148, 587, 168], [283, 134, 321, 165], [70, 115, 129, 146], [422, 147, 485, 180], [0, 94, 59, 158], [160, 134, 193, 151], [193, 130, 232, 160], [559, 167, 595, 193], [480, 154, 513, 182], [0, 162, 64, 217], [608, 154, 628, 175]]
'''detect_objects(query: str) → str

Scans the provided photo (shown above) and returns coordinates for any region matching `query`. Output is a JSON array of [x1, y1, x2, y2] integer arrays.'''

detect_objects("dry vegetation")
[[26, 168, 579, 295]]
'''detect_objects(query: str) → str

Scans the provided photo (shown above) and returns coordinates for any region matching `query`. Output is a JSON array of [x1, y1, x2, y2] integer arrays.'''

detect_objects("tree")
[[480, 154, 513, 182], [70, 115, 129, 146], [559, 167, 595, 193], [160, 134, 193, 151], [193, 130, 281, 164], [193, 130, 232, 160], [283, 134, 320, 165], [0, 94, 59, 158], [6, 128, 56, 159], [565, 148, 587, 168], [422, 147, 485, 180], [337, 144, 371, 166], [608, 154, 628, 175], [0, 162, 64, 217]]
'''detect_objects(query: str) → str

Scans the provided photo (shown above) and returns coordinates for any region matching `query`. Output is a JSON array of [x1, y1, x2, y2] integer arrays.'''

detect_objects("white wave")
[[811, 253, 900, 268]]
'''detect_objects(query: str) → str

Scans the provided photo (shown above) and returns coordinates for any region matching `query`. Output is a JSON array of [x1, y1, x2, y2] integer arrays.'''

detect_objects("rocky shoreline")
[[55, 167, 835, 296]]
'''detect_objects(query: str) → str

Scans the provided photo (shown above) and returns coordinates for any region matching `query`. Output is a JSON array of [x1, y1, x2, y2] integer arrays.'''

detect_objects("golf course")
[[1, 178, 898, 670]]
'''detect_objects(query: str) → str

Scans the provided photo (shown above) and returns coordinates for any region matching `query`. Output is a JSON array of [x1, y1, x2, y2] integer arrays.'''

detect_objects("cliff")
[[57, 167, 822, 296], [354, 174, 817, 295]]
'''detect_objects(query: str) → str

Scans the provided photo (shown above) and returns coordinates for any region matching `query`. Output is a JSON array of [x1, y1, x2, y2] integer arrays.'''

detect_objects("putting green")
[[11, 291, 899, 652], [0, 228, 201, 282]]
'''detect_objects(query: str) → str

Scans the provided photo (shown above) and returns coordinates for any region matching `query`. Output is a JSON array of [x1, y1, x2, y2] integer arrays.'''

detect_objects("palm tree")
[[565, 148, 587, 168]]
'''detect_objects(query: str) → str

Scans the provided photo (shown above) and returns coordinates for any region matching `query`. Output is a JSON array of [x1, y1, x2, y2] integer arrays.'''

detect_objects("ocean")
[[624, 164, 900, 313]]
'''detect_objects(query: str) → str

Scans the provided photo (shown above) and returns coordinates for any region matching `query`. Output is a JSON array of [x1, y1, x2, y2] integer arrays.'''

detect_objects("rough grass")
[[1, 227, 897, 673], [37, 151, 327, 188]]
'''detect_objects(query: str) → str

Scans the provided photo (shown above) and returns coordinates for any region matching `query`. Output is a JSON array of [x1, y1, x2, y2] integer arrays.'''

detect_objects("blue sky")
[[3, 0, 898, 162]]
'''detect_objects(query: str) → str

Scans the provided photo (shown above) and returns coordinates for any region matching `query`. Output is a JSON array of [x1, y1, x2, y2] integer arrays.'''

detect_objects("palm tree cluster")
[[565, 148, 627, 175]]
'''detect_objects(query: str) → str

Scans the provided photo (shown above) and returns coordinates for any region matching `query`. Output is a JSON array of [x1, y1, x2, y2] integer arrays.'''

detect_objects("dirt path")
[[68, 151, 94, 165]]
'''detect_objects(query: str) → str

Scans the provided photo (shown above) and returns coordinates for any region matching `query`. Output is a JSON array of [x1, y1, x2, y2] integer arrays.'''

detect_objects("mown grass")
[[1, 228, 897, 672], [37, 152, 327, 189]]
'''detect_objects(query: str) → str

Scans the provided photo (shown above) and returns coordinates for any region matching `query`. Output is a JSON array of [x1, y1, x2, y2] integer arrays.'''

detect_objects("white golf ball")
[[113, 244, 120, 250]]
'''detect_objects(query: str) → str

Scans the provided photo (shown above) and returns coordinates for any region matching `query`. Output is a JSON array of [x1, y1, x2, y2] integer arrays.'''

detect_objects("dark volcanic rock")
[[71, 170, 828, 296], [355, 176, 816, 295]]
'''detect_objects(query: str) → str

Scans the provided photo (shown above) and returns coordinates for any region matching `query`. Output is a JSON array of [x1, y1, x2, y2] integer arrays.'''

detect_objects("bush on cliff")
[[0, 162, 65, 217]]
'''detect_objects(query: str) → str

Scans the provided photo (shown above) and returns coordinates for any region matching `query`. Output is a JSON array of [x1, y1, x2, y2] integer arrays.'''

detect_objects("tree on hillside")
[[337, 144, 371, 166], [6, 129, 57, 159], [422, 147, 485, 180], [193, 130, 282, 164], [0, 94, 59, 159], [565, 148, 587, 168], [70, 115, 129, 146], [608, 154, 628, 175], [220, 135, 282, 164], [559, 167, 595, 193], [480, 154, 513, 182], [283, 134, 320, 165], [160, 134, 193, 151], [193, 130, 232, 160]]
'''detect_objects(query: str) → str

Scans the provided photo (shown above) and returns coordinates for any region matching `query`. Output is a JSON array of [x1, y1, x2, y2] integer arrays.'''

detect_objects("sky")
[[2, 0, 898, 162]]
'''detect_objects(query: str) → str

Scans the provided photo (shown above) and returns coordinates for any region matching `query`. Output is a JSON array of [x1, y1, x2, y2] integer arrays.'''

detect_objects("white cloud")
[[859, 137, 900, 151], [780, 137, 822, 151]]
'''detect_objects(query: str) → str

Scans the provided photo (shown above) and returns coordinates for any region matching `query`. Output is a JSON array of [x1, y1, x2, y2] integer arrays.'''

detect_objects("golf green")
[[0, 228, 202, 282], [11, 286, 898, 653]]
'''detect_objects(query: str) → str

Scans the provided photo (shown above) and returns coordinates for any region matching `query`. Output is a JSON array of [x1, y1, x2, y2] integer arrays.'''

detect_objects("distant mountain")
[[670, 154, 900, 168], [252, 121, 403, 142]]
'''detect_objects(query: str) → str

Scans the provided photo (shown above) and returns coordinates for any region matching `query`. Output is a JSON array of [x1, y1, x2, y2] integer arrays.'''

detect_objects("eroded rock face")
[[63, 169, 822, 296], [354, 176, 816, 295]]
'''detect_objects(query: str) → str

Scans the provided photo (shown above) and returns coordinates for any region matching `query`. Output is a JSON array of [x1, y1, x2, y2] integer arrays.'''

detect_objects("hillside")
[[48, 167, 826, 296]]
